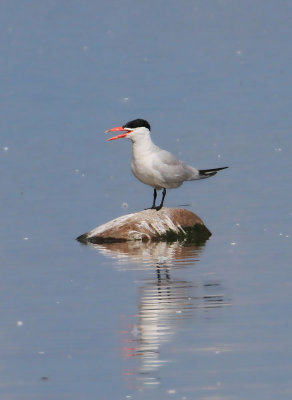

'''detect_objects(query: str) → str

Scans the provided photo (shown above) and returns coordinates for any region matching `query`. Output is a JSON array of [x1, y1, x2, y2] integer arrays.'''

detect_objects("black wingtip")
[[198, 166, 228, 177]]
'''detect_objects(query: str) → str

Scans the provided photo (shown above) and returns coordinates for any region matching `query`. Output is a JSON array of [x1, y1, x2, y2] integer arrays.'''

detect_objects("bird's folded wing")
[[153, 150, 198, 183]]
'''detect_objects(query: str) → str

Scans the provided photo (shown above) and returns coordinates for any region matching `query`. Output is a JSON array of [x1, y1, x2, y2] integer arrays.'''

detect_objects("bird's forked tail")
[[198, 166, 228, 178]]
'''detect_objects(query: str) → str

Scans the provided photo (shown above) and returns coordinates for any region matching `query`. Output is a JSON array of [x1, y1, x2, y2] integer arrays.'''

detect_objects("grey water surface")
[[1, 1, 291, 399]]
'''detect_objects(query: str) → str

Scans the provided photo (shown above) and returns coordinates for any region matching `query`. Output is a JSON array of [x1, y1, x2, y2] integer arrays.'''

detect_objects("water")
[[1, 1, 291, 399]]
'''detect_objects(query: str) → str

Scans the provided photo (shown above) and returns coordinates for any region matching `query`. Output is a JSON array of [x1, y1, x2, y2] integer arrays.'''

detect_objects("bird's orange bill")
[[105, 126, 132, 141]]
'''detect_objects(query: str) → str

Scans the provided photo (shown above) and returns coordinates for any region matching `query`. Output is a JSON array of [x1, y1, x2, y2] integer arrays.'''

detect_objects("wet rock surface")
[[77, 208, 211, 243]]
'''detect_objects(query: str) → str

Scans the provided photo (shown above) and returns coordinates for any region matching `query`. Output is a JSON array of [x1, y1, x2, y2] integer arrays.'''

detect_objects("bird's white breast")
[[131, 149, 165, 189]]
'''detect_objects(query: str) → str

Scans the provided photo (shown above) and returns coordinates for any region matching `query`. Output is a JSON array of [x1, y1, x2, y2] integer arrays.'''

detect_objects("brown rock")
[[77, 208, 211, 244]]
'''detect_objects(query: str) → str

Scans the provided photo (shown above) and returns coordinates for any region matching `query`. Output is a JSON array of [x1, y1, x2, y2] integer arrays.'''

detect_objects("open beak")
[[105, 126, 132, 141]]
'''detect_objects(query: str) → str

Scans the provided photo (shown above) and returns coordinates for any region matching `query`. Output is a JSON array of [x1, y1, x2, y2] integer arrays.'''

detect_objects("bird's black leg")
[[155, 188, 166, 211], [151, 189, 157, 209], [145, 189, 157, 210]]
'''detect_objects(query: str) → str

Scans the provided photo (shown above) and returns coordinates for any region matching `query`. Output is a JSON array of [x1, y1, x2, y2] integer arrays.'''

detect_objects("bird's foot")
[[144, 206, 163, 211]]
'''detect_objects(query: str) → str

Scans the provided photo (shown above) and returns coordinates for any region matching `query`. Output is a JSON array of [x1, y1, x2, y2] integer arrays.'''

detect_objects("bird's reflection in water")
[[88, 240, 230, 388]]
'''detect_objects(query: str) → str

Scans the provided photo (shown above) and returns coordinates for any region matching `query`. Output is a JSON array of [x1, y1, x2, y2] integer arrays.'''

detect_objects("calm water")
[[1, 1, 291, 399]]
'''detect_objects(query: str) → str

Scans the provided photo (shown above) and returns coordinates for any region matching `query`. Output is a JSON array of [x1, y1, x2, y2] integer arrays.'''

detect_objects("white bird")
[[106, 119, 228, 211]]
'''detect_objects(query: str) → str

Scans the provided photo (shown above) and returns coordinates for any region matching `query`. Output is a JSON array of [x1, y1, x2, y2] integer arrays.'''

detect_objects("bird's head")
[[105, 119, 151, 142]]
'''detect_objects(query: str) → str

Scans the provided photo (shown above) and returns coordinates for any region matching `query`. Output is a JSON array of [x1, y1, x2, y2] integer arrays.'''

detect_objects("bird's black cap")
[[123, 119, 151, 131]]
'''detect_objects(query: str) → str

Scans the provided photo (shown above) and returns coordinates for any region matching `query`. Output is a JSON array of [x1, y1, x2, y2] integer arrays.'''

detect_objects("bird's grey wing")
[[153, 150, 199, 183], [155, 149, 181, 166]]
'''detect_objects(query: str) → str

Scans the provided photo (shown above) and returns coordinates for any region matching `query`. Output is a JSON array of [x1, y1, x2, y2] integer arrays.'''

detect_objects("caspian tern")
[[106, 119, 228, 211]]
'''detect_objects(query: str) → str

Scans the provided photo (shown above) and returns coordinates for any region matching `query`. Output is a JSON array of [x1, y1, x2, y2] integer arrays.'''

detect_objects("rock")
[[77, 208, 211, 244]]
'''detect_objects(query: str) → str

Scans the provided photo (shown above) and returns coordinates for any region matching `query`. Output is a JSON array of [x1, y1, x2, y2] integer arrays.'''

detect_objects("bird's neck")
[[131, 133, 156, 156]]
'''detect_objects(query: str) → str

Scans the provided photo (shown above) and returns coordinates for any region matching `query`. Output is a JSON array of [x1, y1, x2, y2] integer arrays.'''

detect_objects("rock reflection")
[[87, 240, 203, 269], [86, 240, 230, 388]]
